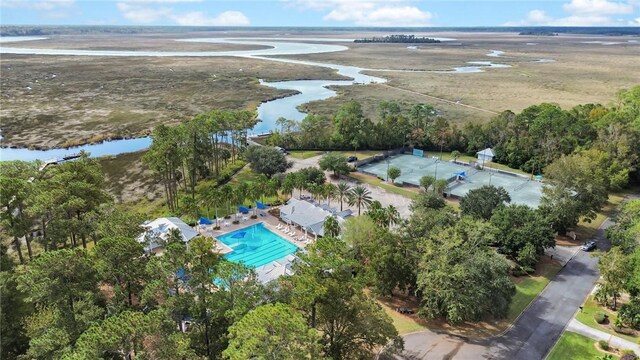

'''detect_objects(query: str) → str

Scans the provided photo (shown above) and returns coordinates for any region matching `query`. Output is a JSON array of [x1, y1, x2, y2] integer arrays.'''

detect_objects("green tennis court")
[[358, 154, 543, 207]]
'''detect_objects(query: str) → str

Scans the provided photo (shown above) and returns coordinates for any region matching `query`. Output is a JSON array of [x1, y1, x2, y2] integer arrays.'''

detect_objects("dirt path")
[[379, 83, 499, 115]]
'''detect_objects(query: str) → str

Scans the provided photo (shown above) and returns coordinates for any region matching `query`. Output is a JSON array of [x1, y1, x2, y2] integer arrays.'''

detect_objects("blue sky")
[[1, 0, 639, 27]]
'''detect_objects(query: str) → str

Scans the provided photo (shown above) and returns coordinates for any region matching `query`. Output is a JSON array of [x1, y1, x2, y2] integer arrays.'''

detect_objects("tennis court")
[[358, 154, 543, 208]]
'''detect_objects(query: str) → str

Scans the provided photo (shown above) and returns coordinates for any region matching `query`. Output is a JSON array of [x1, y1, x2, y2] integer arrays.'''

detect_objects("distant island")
[[519, 31, 558, 36], [354, 35, 441, 43]]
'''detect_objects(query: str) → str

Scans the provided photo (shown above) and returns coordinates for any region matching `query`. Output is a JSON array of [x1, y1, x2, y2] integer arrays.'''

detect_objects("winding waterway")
[[0, 36, 513, 161]]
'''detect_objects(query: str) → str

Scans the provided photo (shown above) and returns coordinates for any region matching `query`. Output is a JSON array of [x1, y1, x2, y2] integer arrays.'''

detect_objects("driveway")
[[392, 218, 614, 360]]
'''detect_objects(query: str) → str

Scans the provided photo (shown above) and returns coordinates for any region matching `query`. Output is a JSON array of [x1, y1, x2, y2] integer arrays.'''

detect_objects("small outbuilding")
[[476, 148, 495, 163], [137, 217, 198, 253], [280, 198, 352, 238]]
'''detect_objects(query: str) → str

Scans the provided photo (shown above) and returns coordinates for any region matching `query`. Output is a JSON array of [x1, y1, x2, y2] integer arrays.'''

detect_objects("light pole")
[[386, 158, 390, 182]]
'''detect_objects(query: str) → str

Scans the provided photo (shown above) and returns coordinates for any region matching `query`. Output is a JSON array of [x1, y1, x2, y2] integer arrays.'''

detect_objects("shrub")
[[511, 265, 528, 277], [613, 325, 636, 336], [598, 340, 609, 350], [620, 349, 636, 357], [224, 215, 232, 219], [213, 226, 221, 230], [619, 298, 640, 330], [250, 214, 258, 219], [232, 220, 240, 225], [594, 311, 607, 324]]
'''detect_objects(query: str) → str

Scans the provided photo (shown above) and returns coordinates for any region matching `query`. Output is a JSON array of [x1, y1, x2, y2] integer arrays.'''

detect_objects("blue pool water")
[[217, 223, 298, 268]]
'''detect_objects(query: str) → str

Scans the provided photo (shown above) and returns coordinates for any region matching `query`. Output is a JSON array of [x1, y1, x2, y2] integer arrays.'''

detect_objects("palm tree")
[[385, 205, 401, 228], [282, 174, 295, 201], [219, 184, 233, 216], [199, 185, 220, 219], [266, 177, 280, 202], [294, 173, 306, 198], [308, 183, 322, 202], [348, 185, 373, 215], [254, 174, 269, 203], [247, 182, 260, 216], [336, 182, 351, 211], [324, 183, 337, 206], [235, 182, 250, 219], [323, 215, 341, 237]]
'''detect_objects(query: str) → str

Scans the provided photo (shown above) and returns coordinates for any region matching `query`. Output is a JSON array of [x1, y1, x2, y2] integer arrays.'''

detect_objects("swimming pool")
[[217, 223, 298, 268]]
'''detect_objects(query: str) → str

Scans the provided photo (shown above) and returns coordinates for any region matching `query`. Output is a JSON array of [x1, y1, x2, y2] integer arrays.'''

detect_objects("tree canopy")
[[460, 185, 511, 220], [244, 145, 290, 178]]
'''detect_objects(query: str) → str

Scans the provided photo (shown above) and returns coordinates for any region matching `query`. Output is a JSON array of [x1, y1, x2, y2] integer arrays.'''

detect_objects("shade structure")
[[238, 206, 250, 214], [256, 201, 268, 209], [199, 216, 214, 225]]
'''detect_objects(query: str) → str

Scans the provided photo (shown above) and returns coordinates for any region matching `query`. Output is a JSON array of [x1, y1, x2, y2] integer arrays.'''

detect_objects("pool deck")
[[197, 212, 310, 253]]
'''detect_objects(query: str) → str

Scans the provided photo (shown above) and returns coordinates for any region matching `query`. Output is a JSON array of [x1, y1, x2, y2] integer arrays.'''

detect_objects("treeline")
[[519, 31, 558, 36], [354, 34, 441, 43], [144, 110, 256, 212], [269, 86, 640, 185]]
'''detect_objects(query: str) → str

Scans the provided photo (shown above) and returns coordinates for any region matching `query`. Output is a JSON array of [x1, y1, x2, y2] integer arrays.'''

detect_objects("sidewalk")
[[567, 318, 640, 354]]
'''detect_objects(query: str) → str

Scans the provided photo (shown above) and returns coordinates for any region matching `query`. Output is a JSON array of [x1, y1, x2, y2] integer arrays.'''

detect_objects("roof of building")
[[280, 198, 351, 237], [137, 217, 198, 250], [254, 254, 297, 284], [476, 148, 495, 157]]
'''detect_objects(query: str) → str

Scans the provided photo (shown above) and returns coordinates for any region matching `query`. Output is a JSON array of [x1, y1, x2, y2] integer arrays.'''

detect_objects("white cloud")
[[505, 0, 639, 26], [285, 0, 432, 26], [1, 0, 74, 10], [116, 1, 250, 25], [169, 10, 250, 26], [562, 0, 634, 15], [117, 2, 172, 23]]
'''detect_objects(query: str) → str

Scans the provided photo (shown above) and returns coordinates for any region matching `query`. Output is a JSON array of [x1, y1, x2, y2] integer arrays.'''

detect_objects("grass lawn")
[[381, 303, 428, 335], [349, 172, 419, 199], [547, 331, 608, 360], [508, 261, 562, 322], [288, 150, 324, 159], [575, 296, 639, 343], [288, 150, 381, 160]]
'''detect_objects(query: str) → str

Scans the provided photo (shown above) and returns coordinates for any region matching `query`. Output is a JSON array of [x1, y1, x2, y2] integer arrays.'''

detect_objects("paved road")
[[394, 218, 614, 360]]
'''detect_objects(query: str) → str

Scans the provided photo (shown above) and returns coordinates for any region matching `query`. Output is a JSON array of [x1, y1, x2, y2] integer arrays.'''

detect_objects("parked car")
[[274, 146, 288, 155], [347, 156, 358, 162], [580, 241, 597, 252]]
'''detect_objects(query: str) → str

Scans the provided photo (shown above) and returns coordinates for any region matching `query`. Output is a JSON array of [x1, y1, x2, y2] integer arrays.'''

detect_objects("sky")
[[1, 0, 639, 27]]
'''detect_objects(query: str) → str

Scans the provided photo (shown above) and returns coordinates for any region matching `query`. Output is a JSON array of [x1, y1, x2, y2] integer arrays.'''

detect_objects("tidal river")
[[0, 36, 508, 161]]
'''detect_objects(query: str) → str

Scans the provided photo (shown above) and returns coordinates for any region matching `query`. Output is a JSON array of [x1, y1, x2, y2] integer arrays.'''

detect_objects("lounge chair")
[[288, 230, 296, 236]]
